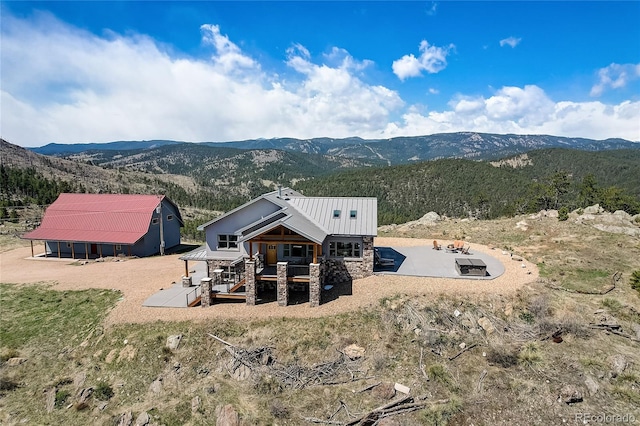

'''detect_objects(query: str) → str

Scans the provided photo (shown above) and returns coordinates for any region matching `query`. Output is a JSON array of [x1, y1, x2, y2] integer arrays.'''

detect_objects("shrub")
[[558, 206, 569, 221], [428, 364, 452, 385], [631, 270, 640, 296], [518, 342, 543, 367], [270, 399, 289, 419], [55, 389, 71, 408], [94, 381, 114, 401]]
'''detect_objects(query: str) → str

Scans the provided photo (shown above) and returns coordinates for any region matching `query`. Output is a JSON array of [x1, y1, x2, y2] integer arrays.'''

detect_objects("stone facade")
[[245, 260, 256, 306], [309, 263, 321, 307], [200, 277, 212, 308], [277, 262, 288, 306]]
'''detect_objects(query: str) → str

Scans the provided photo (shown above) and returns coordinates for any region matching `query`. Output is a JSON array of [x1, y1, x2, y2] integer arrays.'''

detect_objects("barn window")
[[167, 214, 174, 221], [152, 218, 159, 225]]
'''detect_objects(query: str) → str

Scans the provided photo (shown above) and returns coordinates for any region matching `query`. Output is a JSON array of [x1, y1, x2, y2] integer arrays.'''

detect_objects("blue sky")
[[1, 1, 639, 147]]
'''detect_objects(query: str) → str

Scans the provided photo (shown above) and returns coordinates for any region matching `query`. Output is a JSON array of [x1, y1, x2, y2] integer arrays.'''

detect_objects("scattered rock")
[[149, 378, 163, 394], [166, 334, 183, 350], [75, 387, 93, 410], [216, 404, 240, 426], [583, 204, 604, 215], [73, 372, 86, 391], [608, 354, 627, 378], [511, 255, 523, 262], [6, 357, 28, 366], [584, 375, 599, 396], [230, 363, 251, 381], [117, 411, 133, 426], [105, 349, 118, 364], [515, 221, 528, 231], [459, 342, 466, 349], [343, 344, 365, 360], [558, 385, 583, 404], [134, 411, 150, 426], [372, 382, 396, 400], [632, 323, 640, 340], [118, 345, 137, 362], [477, 317, 496, 335]]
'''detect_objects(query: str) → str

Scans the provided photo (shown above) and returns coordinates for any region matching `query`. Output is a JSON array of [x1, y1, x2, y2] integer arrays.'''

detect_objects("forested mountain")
[[293, 148, 640, 225], [33, 132, 638, 166], [5, 138, 640, 227]]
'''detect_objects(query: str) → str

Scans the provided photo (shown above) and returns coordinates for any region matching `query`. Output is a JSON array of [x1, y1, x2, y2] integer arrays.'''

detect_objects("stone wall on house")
[[322, 236, 374, 284], [206, 259, 246, 281]]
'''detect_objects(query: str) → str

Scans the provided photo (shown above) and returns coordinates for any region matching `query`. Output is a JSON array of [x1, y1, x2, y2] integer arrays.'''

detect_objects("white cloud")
[[392, 40, 455, 80], [1, 12, 638, 146], [499, 37, 521, 48], [381, 85, 640, 141], [590, 63, 640, 96]]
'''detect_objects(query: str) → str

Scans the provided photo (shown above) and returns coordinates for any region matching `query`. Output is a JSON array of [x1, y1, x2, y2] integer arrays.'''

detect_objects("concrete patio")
[[373, 245, 505, 279]]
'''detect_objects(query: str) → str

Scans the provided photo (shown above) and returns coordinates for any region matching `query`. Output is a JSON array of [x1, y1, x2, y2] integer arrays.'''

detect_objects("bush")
[[55, 390, 71, 408], [631, 270, 640, 296], [94, 381, 114, 401], [558, 206, 569, 221]]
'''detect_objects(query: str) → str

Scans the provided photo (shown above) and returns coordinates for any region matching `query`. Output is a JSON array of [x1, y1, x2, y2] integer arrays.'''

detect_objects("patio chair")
[[460, 244, 471, 255], [433, 240, 442, 250]]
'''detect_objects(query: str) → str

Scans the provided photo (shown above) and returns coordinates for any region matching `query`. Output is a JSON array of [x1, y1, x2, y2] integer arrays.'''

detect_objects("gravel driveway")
[[0, 237, 538, 326]]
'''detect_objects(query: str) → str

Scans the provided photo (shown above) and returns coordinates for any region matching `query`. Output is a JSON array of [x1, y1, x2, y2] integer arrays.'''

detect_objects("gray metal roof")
[[286, 197, 377, 236], [197, 187, 377, 239]]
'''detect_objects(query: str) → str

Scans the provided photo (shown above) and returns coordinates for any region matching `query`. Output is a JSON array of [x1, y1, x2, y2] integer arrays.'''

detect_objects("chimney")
[[277, 184, 282, 198]]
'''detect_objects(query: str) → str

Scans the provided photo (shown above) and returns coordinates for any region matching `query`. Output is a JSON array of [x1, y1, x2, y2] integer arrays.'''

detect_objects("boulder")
[[117, 411, 133, 426], [583, 204, 603, 215], [584, 375, 599, 396], [372, 382, 396, 400], [149, 378, 163, 394], [558, 384, 583, 404], [608, 354, 627, 378], [216, 404, 240, 426], [343, 344, 365, 360], [135, 411, 150, 426], [477, 317, 496, 335], [166, 334, 183, 350], [6, 357, 28, 366]]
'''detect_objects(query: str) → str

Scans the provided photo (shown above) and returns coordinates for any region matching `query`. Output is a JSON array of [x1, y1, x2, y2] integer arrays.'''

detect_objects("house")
[[22, 193, 183, 259], [185, 187, 377, 307]]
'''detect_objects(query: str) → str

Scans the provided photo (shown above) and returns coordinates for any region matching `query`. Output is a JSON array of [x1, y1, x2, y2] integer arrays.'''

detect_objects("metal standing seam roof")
[[22, 193, 174, 245], [196, 188, 377, 239], [286, 196, 377, 236]]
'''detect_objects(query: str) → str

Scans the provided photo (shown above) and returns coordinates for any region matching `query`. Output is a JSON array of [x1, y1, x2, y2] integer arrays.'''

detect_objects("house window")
[[329, 241, 361, 258], [222, 266, 236, 283], [218, 234, 238, 250], [66, 242, 72, 248], [152, 218, 159, 225], [167, 214, 174, 221], [350, 210, 357, 219], [333, 210, 341, 218], [115, 244, 122, 250], [283, 244, 313, 257]]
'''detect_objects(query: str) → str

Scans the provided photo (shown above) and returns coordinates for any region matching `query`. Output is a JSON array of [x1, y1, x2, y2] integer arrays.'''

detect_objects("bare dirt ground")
[[0, 237, 538, 327]]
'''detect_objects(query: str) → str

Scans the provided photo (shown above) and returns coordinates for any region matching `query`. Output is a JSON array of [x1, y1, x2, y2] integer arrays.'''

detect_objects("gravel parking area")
[[0, 237, 538, 326]]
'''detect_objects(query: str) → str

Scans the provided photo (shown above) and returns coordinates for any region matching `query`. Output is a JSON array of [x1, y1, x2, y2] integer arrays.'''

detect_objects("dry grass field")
[[1, 212, 639, 425]]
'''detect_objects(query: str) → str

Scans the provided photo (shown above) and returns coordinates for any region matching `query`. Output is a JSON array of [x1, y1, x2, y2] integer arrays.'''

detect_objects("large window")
[[283, 244, 313, 257], [218, 234, 238, 250], [329, 241, 361, 258]]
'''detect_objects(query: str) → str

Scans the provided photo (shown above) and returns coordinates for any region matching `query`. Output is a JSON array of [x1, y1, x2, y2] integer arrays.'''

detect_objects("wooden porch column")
[[57, 241, 61, 258], [85, 243, 89, 260], [71, 243, 75, 259], [113, 245, 116, 257], [30, 240, 34, 257], [184, 260, 189, 277], [313, 244, 318, 264], [249, 240, 254, 260], [99, 244, 103, 258], [44, 242, 47, 258]]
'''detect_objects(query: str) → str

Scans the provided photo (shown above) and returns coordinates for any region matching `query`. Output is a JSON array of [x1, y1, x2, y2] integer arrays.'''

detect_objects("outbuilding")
[[22, 193, 183, 259]]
